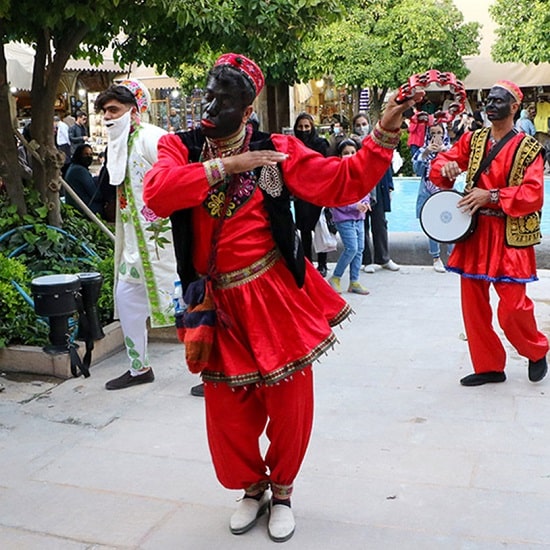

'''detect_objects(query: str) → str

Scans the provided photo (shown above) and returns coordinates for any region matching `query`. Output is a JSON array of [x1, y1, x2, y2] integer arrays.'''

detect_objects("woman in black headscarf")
[[65, 144, 104, 217], [292, 113, 330, 276]]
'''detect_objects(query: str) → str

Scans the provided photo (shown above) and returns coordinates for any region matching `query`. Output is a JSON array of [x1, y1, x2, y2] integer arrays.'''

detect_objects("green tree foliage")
[[121, 0, 346, 85], [0, 254, 49, 347], [0, 188, 115, 346], [0, 0, 345, 225], [490, 0, 550, 64], [298, 0, 480, 120]]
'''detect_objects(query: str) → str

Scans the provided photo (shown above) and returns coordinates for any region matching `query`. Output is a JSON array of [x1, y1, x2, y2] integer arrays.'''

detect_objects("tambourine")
[[396, 70, 467, 123], [420, 190, 476, 243]]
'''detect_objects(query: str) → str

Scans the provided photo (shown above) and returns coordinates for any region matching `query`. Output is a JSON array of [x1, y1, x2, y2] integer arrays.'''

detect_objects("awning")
[[294, 82, 313, 104], [463, 56, 550, 90], [4, 41, 178, 92], [4, 42, 34, 91], [116, 65, 180, 90], [65, 56, 125, 73]]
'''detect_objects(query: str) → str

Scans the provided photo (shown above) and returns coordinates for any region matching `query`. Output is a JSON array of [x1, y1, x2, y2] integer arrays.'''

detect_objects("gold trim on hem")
[[201, 332, 338, 387], [329, 303, 353, 327]]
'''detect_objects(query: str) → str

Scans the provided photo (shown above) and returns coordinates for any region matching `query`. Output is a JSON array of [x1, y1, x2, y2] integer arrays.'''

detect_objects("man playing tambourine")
[[430, 79, 548, 387]]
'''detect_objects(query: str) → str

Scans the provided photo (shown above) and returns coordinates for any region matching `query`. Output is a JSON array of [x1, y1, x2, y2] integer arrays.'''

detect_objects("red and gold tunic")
[[144, 132, 393, 386], [430, 131, 544, 283]]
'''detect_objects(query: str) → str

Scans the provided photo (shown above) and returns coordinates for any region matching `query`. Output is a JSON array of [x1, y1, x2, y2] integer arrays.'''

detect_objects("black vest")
[[170, 129, 305, 291]]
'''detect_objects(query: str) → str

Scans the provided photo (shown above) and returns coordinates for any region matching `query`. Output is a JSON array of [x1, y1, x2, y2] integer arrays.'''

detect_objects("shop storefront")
[[292, 77, 357, 130]]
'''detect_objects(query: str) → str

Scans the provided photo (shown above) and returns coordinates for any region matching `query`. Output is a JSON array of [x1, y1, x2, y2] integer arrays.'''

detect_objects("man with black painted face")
[[431, 80, 549, 387], [144, 53, 421, 543]]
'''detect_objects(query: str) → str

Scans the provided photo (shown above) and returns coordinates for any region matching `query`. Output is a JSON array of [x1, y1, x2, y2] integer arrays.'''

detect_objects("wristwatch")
[[489, 189, 499, 204]]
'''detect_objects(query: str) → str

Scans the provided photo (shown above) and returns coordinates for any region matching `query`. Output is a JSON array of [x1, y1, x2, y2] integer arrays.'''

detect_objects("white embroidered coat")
[[114, 122, 177, 327]]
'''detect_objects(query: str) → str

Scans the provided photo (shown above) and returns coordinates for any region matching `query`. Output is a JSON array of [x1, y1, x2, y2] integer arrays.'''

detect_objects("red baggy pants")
[[204, 367, 314, 499], [461, 277, 548, 373]]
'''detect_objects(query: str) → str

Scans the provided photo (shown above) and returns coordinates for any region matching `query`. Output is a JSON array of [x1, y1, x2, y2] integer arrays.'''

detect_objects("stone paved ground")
[[1, 266, 550, 549]]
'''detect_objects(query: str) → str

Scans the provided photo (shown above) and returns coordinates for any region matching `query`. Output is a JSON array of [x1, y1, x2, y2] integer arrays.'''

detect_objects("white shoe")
[[382, 259, 400, 271], [362, 264, 376, 274], [433, 258, 446, 273], [230, 492, 270, 535], [268, 503, 296, 543]]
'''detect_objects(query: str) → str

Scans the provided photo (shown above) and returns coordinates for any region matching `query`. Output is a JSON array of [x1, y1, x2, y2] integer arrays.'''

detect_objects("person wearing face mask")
[[328, 139, 371, 295], [292, 113, 330, 276], [352, 112, 371, 139], [431, 80, 549, 387], [94, 80, 178, 391], [327, 117, 348, 156], [64, 144, 105, 216], [351, 113, 400, 274]]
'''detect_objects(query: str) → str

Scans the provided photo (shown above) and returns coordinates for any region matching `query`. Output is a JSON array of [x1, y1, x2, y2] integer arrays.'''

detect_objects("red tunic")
[[430, 131, 544, 283], [407, 114, 432, 148], [144, 133, 392, 386]]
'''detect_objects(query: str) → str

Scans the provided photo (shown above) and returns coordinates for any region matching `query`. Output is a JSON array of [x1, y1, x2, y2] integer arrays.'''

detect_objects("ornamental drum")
[[420, 190, 476, 243], [31, 274, 81, 317]]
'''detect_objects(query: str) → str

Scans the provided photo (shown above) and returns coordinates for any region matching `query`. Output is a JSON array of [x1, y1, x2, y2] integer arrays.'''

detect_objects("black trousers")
[[295, 199, 327, 268], [362, 200, 390, 266]]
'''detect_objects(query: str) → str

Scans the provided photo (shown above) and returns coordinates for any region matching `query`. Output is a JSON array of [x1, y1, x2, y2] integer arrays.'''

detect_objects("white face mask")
[[333, 127, 341, 135], [355, 123, 370, 137], [105, 109, 132, 186], [105, 109, 132, 140]]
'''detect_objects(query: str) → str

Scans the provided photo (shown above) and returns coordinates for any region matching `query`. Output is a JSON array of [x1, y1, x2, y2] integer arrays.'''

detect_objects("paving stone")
[[1, 266, 550, 548]]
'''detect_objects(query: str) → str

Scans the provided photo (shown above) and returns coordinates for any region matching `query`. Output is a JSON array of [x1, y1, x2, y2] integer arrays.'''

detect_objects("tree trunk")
[[29, 26, 89, 227], [265, 83, 291, 133], [30, 33, 63, 226], [0, 36, 27, 216], [370, 86, 389, 127]]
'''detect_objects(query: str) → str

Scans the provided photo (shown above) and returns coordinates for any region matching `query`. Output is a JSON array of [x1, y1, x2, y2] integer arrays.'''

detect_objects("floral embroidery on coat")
[[204, 171, 256, 218]]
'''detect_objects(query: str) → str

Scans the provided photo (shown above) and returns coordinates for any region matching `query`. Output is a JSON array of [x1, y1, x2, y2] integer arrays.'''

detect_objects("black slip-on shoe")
[[460, 371, 506, 387], [105, 369, 154, 390], [190, 383, 205, 397], [528, 356, 548, 382]]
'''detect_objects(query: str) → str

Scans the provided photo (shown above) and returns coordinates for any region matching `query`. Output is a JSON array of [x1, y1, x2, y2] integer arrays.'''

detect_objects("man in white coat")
[[94, 79, 177, 390]]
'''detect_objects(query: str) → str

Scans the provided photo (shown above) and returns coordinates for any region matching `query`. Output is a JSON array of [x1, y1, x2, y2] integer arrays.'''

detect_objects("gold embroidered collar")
[[205, 126, 246, 158]]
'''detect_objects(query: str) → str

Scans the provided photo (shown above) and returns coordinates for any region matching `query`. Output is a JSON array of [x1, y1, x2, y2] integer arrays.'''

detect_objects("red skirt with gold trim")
[[201, 258, 351, 387]]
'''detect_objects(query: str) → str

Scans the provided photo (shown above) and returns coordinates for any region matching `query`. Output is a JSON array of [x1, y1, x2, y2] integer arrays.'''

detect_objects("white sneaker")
[[382, 259, 400, 271], [362, 264, 376, 273], [230, 492, 270, 535], [268, 503, 296, 543], [433, 258, 446, 273]]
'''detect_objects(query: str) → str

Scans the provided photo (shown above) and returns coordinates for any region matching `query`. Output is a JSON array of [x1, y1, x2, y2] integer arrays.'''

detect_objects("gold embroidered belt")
[[213, 248, 281, 290]]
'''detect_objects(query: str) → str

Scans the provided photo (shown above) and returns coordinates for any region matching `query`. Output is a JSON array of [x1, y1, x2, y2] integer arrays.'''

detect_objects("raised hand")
[[222, 150, 289, 175], [380, 90, 426, 131]]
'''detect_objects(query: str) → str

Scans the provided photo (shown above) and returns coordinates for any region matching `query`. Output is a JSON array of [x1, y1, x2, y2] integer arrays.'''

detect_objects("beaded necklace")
[[201, 124, 256, 218], [203, 124, 249, 160]]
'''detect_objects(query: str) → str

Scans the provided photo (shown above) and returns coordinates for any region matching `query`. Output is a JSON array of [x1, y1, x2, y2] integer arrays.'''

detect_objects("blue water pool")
[[387, 176, 550, 234]]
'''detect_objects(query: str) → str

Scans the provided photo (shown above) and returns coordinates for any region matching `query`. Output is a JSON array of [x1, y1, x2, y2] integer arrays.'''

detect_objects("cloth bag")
[[313, 207, 338, 253], [176, 277, 216, 374]]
